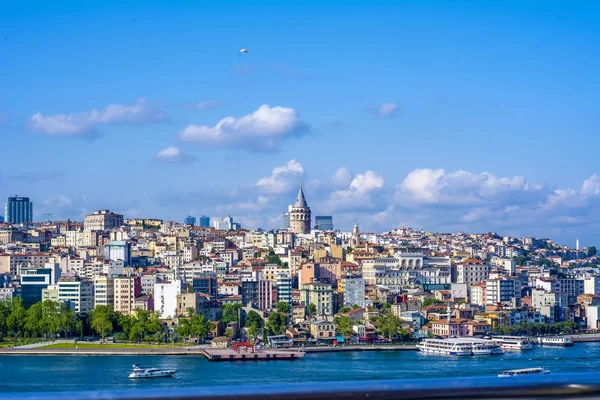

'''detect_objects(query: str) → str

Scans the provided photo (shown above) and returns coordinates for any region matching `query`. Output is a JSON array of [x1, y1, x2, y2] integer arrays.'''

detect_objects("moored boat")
[[128, 364, 177, 379], [417, 339, 472, 356], [453, 338, 505, 355], [498, 367, 550, 377], [539, 336, 574, 347], [490, 335, 533, 350]]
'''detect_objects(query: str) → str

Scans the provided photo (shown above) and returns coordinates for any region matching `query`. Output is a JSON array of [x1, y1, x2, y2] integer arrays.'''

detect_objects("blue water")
[[1, 343, 599, 392]]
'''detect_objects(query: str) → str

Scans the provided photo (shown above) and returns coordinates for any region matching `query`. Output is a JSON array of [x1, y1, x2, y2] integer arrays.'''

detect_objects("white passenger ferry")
[[454, 338, 505, 355], [128, 365, 177, 379], [498, 368, 549, 377], [538, 336, 574, 347], [490, 335, 533, 350], [417, 339, 472, 356]]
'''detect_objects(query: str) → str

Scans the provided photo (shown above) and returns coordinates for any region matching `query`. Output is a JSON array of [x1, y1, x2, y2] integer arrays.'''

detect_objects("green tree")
[[377, 312, 403, 341], [307, 303, 317, 316], [275, 302, 291, 314], [221, 303, 242, 324], [338, 307, 351, 314], [0, 300, 10, 339], [178, 310, 211, 342], [244, 310, 264, 339], [6, 298, 26, 339], [40, 300, 61, 338], [422, 298, 443, 307], [266, 311, 286, 335], [128, 309, 162, 342], [352, 304, 361, 310], [24, 302, 43, 337], [588, 246, 597, 257], [91, 306, 114, 339], [334, 315, 354, 339], [245, 310, 263, 328]]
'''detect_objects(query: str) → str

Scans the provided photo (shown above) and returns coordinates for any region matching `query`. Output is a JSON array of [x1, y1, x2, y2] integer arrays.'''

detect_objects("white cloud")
[[377, 103, 398, 117], [582, 174, 600, 196], [154, 146, 196, 164], [397, 168, 535, 205], [367, 103, 398, 118], [256, 159, 304, 194], [320, 170, 385, 213], [30, 98, 166, 136], [179, 104, 311, 152], [193, 100, 224, 110], [350, 171, 385, 192], [332, 167, 353, 188]]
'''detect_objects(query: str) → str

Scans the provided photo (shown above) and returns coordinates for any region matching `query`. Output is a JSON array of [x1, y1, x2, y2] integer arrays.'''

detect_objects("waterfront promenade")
[[0, 343, 417, 356]]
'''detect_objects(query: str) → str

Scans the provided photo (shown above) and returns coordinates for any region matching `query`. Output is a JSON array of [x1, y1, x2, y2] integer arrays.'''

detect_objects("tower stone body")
[[290, 184, 311, 234]]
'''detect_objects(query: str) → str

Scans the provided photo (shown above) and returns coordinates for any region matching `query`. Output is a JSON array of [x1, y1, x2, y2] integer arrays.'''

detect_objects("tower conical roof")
[[294, 183, 308, 208]]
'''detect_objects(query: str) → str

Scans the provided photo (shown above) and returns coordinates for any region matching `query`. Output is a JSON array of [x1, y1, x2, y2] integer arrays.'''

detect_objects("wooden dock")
[[202, 348, 305, 361]]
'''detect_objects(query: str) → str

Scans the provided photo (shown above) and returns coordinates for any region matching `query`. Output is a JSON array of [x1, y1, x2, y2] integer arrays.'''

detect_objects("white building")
[[94, 275, 114, 308], [584, 276, 600, 295], [457, 260, 490, 287], [276, 270, 292, 305], [155, 280, 182, 319], [58, 277, 94, 314], [485, 277, 521, 306], [104, 241, 131, 265]]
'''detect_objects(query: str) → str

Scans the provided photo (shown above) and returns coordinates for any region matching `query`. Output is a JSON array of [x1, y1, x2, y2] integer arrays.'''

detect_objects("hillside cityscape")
[[1, 185, 598, 346]]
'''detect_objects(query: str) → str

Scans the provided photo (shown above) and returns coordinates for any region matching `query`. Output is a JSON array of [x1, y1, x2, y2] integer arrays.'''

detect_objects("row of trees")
[[0, 298, 81, 340], [0, 298, 167, 343], [492, 321, 581, 336]]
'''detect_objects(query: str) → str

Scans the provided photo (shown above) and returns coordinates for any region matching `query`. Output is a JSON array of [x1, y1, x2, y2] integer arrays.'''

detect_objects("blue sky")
[[1, 1, 599, 245]]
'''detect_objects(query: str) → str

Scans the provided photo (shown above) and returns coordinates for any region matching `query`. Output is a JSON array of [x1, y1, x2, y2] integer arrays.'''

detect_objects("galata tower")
[[290, 183, 311, 234]]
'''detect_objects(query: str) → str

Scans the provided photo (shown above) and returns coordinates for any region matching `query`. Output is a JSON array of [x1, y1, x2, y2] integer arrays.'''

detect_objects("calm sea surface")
[[1, 343, 599, 393]]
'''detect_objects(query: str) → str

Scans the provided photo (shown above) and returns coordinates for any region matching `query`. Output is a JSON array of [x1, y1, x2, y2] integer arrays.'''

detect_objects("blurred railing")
[[3, 373, 600, 399]]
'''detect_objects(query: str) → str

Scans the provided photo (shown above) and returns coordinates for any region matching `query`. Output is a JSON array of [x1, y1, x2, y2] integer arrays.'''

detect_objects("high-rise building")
[[4, 196, 33, 224], [283, 205, 292, 229], [155, 280, 182, 319], [57, 277, 94, 314], [198, 215, 210, 228], [104, 241, 132, 265], [314, 216, 333, 231], [300, 282, 334, 316], [94, 274, 115, 309], [184, 216, 196, 226], [276, 270, 292, 305], [192, 273, 218, 298], [212, 215, 241, 230], [114, 276, 141, 315], [0, 216, 4, 223], [290, 183, 311, 234], [20, 263, 61, 308]]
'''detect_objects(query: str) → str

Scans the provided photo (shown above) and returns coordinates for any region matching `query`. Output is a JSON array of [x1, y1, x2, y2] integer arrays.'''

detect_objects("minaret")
[[290, 183, 311, 234], [351, 224, 360, 247]]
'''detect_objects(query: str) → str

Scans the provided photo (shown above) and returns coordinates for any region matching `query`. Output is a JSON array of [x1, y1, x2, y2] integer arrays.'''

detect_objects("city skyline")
[[1, 1, 600, 243]]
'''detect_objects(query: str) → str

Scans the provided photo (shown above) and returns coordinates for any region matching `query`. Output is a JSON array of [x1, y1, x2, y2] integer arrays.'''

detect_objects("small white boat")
[[128, 364, 176, 379], [539, 336, 574, 347], [498, 367, 550, 377]]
